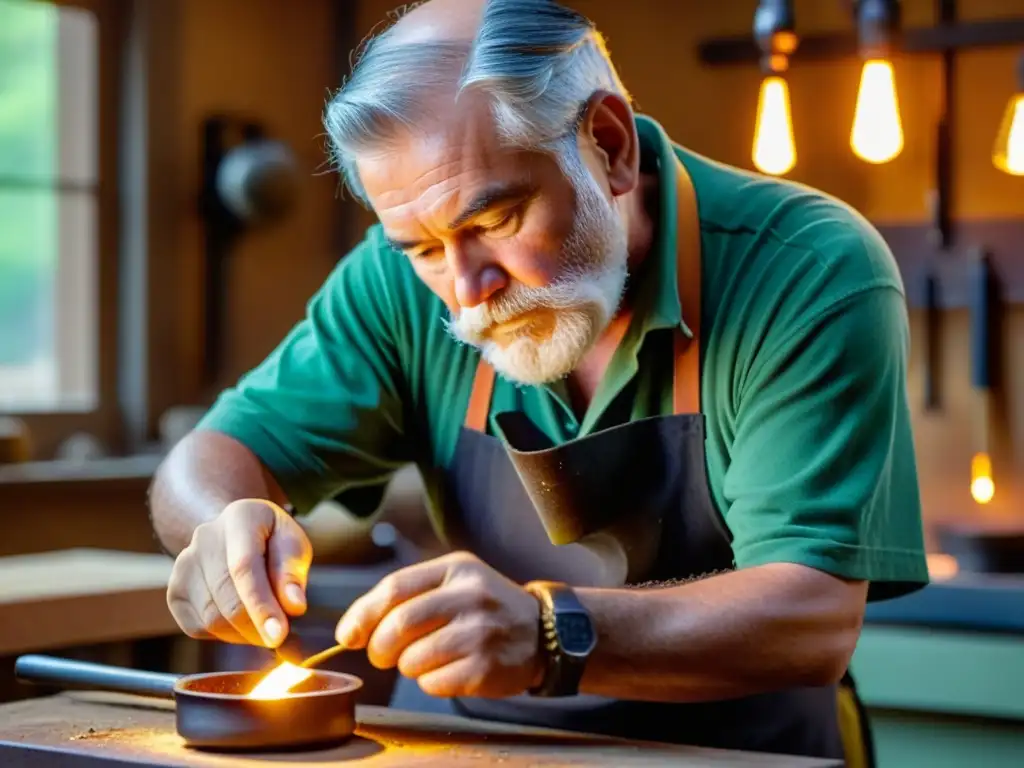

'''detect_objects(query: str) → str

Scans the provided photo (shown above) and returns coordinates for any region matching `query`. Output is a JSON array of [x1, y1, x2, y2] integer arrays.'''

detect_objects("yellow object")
[[837, 678, 873, 768], [247, 661, 313, 699], [851, 59, 904, 164], [992, 93, 1024, 176], [970, 452, 995, 505], [752, 75, 797, 176]]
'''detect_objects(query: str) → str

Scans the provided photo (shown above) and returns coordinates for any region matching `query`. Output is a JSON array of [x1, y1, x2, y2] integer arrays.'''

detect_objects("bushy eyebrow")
[[384, 181, 535, 252]]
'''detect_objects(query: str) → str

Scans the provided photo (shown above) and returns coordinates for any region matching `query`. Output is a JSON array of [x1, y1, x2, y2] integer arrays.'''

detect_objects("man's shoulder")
[[681, 147, 904, 298]]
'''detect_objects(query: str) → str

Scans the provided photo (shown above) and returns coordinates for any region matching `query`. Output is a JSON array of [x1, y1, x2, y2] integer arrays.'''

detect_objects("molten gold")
[[247, 662, 312, 700], [247, 643, 349, 699]]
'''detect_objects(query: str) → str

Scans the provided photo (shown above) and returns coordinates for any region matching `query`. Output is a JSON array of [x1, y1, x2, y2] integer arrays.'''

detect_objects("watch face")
[[555, 611, 596, 656]]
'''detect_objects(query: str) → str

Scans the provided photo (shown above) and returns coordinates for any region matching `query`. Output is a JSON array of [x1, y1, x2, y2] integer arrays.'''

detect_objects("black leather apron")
[[394, 156, 850, 761]]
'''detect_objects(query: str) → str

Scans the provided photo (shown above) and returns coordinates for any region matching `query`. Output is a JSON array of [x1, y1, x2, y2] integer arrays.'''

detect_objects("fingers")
[[416, 656, 490, 699], [167, 548, 247, 644], [167, 552, 211, 640], [335, 558, 451, 649], [366, 589, 461, 669], [396, 616, 497, 680], [266, 509, 313, 617], [222, 509, 289, 647], [198, 542, 264, 647]]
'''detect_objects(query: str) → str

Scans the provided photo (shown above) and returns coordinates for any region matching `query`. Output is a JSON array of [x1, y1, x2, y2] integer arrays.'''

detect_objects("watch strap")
[[526, 581, 591, 697]]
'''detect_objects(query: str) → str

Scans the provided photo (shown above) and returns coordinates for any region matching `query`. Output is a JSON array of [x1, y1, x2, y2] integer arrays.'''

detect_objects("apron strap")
[[671, 157, 702, 416], [464, 353, 497, 432], [461, 155, 703, 431]]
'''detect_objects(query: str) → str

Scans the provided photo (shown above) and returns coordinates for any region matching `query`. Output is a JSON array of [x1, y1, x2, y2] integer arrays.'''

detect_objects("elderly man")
[[151, 0, 927, 761]]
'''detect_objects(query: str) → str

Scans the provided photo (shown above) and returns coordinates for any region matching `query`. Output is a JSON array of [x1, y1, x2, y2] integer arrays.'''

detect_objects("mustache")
[[449, 278, 591, 338]]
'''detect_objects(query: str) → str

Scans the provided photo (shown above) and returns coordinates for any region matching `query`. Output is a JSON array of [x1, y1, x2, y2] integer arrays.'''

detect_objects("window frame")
[[0, 0, 124, 459]]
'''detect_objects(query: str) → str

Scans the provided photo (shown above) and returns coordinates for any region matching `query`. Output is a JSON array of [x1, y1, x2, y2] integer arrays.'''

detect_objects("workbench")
[[0, 549, 176, 656], [0, 692, 841, 766]]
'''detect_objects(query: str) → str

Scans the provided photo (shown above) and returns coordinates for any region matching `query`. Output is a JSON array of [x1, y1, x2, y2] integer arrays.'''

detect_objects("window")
[[0, 0, 120, 458], [0, 0, 99, 411]]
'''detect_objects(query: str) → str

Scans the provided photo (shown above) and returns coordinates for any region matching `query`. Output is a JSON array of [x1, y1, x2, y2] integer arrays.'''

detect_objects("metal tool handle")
[[15, 655, 180, 700]]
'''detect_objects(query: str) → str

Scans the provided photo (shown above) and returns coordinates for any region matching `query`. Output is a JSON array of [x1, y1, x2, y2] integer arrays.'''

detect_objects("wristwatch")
[[524, 581, 597, 697]]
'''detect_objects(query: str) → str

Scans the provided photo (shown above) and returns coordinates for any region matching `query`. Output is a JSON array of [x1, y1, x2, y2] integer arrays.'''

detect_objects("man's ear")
[[577, 90, 640, 197]]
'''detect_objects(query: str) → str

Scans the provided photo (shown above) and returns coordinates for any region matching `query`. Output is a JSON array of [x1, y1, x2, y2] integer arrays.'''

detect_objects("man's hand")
[[166, 499, 313, 648], [335, 551, 542, 699]]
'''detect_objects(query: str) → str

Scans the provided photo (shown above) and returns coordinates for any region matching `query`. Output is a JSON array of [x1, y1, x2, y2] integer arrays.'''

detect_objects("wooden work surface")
[[0, 549, 176, 655], [0, 693, 841, 767]]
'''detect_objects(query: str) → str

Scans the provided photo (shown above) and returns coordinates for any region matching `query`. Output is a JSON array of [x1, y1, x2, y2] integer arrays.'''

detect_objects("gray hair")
[[324, 0, 631, 204]]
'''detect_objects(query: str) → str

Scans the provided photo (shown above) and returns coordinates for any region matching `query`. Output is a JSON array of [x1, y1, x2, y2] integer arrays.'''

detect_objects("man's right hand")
[[166, 499, 313, 648]]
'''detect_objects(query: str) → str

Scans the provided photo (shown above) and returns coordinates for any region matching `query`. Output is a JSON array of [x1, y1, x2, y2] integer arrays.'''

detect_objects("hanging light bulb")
[[850, 0, 904, 164], [753, 75, 797, 175], [992, 52, 1024, 176], [751, 0, 799, 176]]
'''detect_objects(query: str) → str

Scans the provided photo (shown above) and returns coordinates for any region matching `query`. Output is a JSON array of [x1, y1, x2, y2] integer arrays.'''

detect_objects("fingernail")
[[264, 617, 284, 646], [285, 583, 305, 608]]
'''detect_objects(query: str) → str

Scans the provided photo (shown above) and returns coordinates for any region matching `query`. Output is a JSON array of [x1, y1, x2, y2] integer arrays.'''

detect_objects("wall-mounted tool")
[[199, 116, 300, 389], [968, 247, 998, 506], [921, 265, 942, 411]]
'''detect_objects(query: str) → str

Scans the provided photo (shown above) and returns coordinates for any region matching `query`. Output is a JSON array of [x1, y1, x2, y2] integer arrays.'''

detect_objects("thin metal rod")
[[698, 18, 1024, 66], [922, 269, 942, 411], [298, 644, 348, 669], [930, 0, 956, 250]]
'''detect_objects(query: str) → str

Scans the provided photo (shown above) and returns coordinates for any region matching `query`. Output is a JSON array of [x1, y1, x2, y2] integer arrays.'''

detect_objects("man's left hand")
[[334, 551, 542, 698]]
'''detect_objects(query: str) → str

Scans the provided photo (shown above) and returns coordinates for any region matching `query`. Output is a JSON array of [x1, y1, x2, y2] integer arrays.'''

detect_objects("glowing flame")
[[970, 453, 995, 505], [247, 662, 313, 700], [851, 59, 904, 164]]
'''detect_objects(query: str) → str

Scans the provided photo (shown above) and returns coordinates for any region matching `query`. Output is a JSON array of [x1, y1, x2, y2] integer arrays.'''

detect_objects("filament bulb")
[[753, 75, 797, 176], [851, 59, 904, 164]]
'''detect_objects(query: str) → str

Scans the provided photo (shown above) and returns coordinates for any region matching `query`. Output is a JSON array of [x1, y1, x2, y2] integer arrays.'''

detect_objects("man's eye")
[[485, 209, 522, 238], [411, 247, 443, 262]]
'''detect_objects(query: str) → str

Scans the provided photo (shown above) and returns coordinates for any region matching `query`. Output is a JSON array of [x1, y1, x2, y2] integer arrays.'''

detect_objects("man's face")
[[357, 97, 629, 385]]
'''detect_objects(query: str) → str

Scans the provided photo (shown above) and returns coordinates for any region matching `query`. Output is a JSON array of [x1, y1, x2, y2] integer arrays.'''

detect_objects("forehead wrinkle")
[[373, 153, 516, 237], [373, 157, 465, 210]]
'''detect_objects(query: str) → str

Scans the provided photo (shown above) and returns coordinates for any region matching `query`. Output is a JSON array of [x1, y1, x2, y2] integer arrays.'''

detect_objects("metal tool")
[[297, 643, 349, 669]]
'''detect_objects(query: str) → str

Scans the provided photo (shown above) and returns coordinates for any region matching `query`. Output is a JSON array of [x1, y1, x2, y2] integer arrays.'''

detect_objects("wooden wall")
[[7, 0, 1021, 554]]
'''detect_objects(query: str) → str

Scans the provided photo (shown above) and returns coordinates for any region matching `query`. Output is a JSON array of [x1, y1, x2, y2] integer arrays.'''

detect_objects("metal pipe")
[[698, 18, 1024, 66], [14, 655, 180, 700], [930, 0, 956, 249]]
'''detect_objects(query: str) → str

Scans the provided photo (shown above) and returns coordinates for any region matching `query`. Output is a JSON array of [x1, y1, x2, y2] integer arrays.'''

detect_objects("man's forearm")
[[576, 563, 867, 702], [149, 430, 287, 555]]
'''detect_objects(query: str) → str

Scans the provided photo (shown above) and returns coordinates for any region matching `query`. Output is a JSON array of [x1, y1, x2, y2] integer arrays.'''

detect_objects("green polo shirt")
[[199, 115, 928, 601]]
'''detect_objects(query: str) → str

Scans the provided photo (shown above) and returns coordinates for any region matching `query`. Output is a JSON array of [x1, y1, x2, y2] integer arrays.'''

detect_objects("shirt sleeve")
[[197, 233, 416, 517], [722, 245, 929, 601]]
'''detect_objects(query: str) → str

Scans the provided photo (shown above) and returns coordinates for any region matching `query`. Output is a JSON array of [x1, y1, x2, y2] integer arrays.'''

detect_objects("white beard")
[[447, 157, 629, 386]]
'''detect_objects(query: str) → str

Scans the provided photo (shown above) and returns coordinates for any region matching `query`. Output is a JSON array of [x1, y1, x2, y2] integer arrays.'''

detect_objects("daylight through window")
[[0, 0, 99, 412]]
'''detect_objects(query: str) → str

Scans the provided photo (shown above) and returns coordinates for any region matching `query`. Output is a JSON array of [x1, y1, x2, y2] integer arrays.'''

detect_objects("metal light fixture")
[[968, 250, 996, 505], [851, 0, 905, 164], [992, 51, 1024, 176], [751, 0, 799, 176]]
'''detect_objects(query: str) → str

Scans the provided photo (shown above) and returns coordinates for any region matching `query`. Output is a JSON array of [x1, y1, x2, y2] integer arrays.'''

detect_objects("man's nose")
[[451, 243, 507, 309]]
